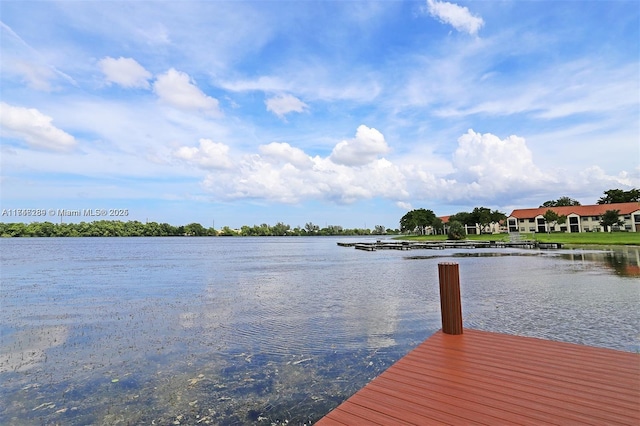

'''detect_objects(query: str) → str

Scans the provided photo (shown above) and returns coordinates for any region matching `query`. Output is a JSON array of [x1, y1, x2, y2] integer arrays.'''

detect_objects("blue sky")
[[1, 0, 638, 229]]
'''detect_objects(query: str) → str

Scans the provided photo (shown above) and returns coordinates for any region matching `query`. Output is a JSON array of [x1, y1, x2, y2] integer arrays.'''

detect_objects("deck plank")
[[316, 329, 640, 425]]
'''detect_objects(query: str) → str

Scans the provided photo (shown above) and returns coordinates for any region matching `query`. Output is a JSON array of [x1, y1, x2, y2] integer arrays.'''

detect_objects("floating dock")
[[316, 262, 639, 425], [338, 240, 561, 251]]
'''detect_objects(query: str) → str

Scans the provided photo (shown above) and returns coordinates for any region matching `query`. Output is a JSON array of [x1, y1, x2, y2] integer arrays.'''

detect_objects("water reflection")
[[0, 238, 638, 425], [407, 247, 640, 277], [0, 326, 68, 373], [559, 246, 640, 277]]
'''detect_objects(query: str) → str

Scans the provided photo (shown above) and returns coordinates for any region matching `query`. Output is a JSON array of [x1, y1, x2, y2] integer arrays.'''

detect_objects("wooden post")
[[438, 262, 463, 335]]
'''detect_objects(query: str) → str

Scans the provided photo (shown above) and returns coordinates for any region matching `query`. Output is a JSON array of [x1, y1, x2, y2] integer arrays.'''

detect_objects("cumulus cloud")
[[202, 154, 407, 205], [577, 166, 639, 188], [173, 138, 232, 169], [259, 142, 313, 169], [265, 94, 308, 118], [426, 0, 484, 35], [154, 68, 220, 112], [0, 102, 76, 151], [99, 56, 152, 89], [452, 129, 551, 191], [181, 126, 634, 210], [330, 125, 390, 166]]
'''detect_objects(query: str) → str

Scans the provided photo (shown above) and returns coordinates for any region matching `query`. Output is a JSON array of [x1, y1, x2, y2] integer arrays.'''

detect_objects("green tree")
[[470, 207, 496, 234], [160, 222, 179, 236], [219, 226, 237, 236], [542, 209, 566, 233], [320, 225, 343, 235], [373, 225, 386, 235], [490, 210, 507, 226], [271, 222, 291, 236], [400, 208, 437, 234], [540, 197, 581, 207], [448, 211, 473, 226], [143, 222, 162, 236], [184, 223, 207, 236], [600, 210, 624, 232], [3, 222, 27, 237], [447, 220, 466, 240], [597, 188, 640, 204], [304, 222, 319, 234], [432, 217, 444, 235]]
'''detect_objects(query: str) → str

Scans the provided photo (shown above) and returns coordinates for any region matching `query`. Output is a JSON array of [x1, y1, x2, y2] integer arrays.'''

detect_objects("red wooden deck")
[[317, 329, 640, 425]]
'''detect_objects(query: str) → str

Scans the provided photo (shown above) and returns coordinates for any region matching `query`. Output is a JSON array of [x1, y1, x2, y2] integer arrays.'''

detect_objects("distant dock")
[[337, 240, 562, 251]]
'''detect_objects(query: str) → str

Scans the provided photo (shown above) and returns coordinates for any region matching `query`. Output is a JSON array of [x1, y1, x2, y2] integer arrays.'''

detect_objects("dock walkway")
[[317, 329, 639, 425], [337, 240, 558, 251]]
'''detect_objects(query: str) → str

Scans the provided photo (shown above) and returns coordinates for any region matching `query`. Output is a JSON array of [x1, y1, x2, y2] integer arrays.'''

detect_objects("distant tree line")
[[3, 188, 636, 238], [0, 220, 398, 238]]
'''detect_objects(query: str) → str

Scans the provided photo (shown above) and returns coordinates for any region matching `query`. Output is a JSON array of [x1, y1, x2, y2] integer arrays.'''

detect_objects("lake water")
[[1, 237, 639, 425]]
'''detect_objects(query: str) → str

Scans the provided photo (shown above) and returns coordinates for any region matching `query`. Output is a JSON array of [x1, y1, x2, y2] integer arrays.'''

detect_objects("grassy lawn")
[[396, 232, 640, 246]]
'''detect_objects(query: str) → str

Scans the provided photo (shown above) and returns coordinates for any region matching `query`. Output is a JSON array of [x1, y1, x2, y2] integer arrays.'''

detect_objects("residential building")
[[507, 202, 640, 233]]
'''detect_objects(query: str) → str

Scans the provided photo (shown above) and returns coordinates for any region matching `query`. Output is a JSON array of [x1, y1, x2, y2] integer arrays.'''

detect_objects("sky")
[[1, 0, 639, 230]]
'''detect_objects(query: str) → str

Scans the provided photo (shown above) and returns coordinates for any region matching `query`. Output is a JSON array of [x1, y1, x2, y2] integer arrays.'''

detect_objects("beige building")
[[507, 202, 640, 233]]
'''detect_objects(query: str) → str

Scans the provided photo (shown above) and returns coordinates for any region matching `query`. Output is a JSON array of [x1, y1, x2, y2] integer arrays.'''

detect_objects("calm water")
[[1, 237, 639, 425]]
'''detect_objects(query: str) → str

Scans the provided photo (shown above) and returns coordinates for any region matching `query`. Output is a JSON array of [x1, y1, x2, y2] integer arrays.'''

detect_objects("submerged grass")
[[396, 232, 640, 246]]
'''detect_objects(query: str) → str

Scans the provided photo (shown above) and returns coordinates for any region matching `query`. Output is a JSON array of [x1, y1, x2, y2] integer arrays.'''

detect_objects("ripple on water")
[[1, 239, 638, 425]]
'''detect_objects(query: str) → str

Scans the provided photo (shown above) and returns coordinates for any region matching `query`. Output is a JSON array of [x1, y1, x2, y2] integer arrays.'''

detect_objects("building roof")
[[508, 202, 640, 219]]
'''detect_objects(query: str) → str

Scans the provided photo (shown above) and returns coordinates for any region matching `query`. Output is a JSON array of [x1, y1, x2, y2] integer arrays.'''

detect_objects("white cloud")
[[426, 0, 484, 36], [396, 201, 413, 211], [219, 69, 381, 104], [577, 166, 639, 189], [154, 68, 220, 112], [0, 102, 76, 151], [330, 125, 390, 166], [201, 154, 407, 205], [259, 142, 313, 169], [99, 56, 152, 89], [265, 94, 308, 118], [173, 138, 232, 169], [452, 129, 551, 192], [9, 60, 56, 91]]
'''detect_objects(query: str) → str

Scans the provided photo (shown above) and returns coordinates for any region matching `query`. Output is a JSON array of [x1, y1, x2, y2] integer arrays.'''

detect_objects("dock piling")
[[438, 262, 463, 335]]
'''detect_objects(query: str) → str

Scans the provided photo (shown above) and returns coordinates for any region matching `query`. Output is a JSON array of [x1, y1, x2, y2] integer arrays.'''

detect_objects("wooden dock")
[[338, 240, 559, 251], [317, 329, 640, 425], [317, 262, 639, 425]]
